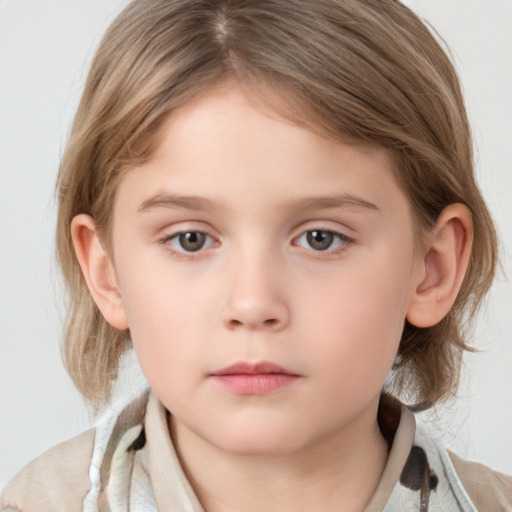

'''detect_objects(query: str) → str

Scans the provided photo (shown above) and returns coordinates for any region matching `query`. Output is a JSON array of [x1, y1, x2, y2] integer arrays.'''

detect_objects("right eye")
[[165, 231, 216, 253]]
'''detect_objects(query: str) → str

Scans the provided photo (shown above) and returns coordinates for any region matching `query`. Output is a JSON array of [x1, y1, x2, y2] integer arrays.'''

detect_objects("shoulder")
[[1, 428, 96, 512], [2, 391, 152, 512], [448, 450, 512, 512]]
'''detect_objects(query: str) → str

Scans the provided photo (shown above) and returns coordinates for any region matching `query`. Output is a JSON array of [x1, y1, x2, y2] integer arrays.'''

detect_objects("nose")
[[221, 251, 290, 332]]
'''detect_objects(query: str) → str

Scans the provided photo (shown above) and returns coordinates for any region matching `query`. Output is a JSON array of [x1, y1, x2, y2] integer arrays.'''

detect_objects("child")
[[2, 0, 511, 510]]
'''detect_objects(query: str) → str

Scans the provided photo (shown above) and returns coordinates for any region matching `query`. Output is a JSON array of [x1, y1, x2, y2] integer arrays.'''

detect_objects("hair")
[[56, 0, 498, 410]]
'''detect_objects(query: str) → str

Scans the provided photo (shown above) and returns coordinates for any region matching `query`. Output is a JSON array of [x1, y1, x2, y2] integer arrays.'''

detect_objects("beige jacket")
[[2, 391, 511, 511]]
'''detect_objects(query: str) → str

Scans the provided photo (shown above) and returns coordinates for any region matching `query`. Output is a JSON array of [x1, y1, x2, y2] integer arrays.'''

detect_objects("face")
[[109, 84, 423, 456]]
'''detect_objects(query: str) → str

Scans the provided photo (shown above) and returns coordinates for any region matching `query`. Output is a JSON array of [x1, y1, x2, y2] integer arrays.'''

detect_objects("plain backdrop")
[[1, 0, 511, 489]]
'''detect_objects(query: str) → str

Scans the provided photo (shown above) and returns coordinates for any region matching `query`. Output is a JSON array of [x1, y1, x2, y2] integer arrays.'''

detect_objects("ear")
[[406, 204, 473, 328], [70, 214, 129, 330]]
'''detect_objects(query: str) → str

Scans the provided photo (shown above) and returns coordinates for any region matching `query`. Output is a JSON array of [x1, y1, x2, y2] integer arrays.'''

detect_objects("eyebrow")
[[289, 195, 380, 213], [137, 193, 380, 213], [138, 194, 218, 212]]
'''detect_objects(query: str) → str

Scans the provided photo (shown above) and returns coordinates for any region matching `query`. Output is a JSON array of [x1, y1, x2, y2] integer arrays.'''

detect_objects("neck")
[[170, 397, 389, 512]]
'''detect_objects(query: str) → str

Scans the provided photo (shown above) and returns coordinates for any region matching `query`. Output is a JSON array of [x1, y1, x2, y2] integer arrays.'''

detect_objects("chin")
[[208, 425, 308, 457]]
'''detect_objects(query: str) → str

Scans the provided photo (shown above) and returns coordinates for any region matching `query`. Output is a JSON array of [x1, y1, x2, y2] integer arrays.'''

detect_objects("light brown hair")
[[56, 0, 498, 410]]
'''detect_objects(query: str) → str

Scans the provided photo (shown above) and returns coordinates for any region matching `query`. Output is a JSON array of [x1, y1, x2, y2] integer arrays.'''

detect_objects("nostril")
[[221, 295, 290, 331], [227, 317, 279, 330]]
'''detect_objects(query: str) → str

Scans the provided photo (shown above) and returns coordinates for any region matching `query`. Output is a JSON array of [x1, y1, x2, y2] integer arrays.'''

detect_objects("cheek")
[[303, 251, 413, 384], [117, 264, 209, 378]]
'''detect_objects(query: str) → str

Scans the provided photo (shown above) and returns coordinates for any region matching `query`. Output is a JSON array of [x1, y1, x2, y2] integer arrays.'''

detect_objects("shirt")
[[2, 390, 511, 511]]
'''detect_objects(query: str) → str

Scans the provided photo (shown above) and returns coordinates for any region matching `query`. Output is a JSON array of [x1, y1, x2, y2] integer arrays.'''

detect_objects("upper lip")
[[210, 361, 298, 376]]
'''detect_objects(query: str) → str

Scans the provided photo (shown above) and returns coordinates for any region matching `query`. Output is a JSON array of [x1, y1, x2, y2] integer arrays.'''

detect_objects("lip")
[[210, 361, 301, 395], [211, 361, 297, 376]]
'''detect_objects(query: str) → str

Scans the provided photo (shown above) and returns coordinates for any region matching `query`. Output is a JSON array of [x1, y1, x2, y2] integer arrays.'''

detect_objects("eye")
[[295, 229, 351, 252], [165, 231, 215, 253]]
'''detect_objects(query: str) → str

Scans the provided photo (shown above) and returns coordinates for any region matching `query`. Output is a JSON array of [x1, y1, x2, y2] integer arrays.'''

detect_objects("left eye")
[[296, 230, 350, 252]]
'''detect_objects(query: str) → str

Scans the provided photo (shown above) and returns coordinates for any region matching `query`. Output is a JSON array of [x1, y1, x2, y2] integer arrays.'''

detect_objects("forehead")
[[114, 83, 410, 224]]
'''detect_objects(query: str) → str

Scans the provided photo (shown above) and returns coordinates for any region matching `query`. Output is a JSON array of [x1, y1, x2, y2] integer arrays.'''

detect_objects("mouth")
[[210, 361, 301, 395]]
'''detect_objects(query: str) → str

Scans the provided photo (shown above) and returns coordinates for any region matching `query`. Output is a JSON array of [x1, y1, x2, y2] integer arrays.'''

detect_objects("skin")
[[72, 82, 473, 512]]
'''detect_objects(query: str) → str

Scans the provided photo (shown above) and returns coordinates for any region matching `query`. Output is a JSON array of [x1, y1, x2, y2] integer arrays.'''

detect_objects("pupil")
[[180, 232, 205, 252], [307, 230, 333, 251]]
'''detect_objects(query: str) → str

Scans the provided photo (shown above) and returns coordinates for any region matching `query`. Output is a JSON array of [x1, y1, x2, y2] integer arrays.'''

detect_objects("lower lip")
[[212, 374, 299, 395]]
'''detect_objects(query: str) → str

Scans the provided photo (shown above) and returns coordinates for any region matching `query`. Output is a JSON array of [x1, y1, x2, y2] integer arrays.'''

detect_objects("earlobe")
[[70, 214, 129, 330], [406, 204, 473, 328]]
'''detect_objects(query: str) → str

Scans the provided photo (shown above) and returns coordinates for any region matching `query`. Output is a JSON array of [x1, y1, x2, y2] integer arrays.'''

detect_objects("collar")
[[145, 391, 204, 512], [363, 394, 416, 511]]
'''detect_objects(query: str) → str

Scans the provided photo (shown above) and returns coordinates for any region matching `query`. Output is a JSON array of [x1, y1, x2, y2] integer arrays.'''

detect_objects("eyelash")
[[159, 228, 354, 260]]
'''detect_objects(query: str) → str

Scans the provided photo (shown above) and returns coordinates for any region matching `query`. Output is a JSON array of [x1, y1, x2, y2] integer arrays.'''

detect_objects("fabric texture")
[[2, 390, 511, 511]]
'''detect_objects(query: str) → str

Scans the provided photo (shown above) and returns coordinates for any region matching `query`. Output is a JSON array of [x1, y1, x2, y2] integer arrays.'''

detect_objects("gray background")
[[1, 0, 511, 488]]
